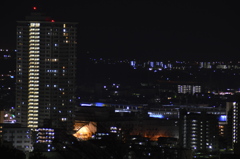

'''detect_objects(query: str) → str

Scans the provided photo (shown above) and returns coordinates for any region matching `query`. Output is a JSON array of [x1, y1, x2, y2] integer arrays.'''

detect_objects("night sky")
[[0, 0, 240, 61]]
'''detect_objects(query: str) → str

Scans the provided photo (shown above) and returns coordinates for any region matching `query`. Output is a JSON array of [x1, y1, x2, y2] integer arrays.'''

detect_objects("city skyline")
[[1, 1, 240, 157], [0, 1, 240, 60]]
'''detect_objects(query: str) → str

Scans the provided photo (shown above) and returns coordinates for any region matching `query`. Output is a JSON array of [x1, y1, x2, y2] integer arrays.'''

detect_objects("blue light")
[[219, 115, 227, 121], [149, 114, 164, 119], [95, 102, 105, 107]]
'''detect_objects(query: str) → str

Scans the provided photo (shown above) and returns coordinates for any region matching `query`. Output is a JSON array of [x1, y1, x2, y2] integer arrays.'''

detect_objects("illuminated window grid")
[[27, 23, 40, 128], [233, 102, 238, 144], [63, 24, 69, 43]]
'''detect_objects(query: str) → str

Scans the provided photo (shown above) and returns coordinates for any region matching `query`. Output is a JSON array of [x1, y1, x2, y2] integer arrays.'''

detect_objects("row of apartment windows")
[[4, 136, 30, 139], [4, 130, 30, 133], [18, 35, 76, 40]]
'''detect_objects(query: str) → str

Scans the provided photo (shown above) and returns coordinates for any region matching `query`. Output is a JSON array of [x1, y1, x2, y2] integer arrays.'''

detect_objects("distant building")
[[15, 6, 77, 131], [178, 85, 201, 94]]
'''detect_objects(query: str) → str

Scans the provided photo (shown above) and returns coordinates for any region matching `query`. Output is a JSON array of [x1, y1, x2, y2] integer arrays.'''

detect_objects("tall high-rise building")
[[15, 7, 77, 132]]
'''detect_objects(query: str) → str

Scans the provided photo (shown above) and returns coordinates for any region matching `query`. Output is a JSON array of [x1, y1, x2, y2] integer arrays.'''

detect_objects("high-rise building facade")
[[179, 110, 219, 155], [226, 102, 240, 151], [15, 7, 77, 132]]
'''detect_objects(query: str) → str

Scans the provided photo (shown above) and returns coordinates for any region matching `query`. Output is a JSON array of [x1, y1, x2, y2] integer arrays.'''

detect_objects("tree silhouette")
[[0, 145, 26, 159]]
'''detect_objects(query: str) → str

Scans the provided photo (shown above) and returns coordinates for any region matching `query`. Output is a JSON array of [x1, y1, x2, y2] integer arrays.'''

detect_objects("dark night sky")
[[0, 0, 240, 60]]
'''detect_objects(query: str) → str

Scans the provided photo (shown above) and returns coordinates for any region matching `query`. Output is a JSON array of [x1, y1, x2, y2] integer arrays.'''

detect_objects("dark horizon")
[[1, 0, 240, 61]]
